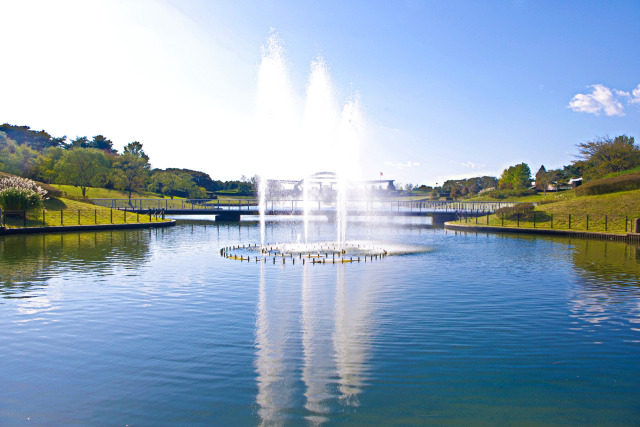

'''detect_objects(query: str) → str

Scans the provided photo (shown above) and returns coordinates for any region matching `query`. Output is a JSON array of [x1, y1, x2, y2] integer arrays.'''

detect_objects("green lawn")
[[51, 184, 170, 200], [464, 190, 574, 203], [2, 197, 169, 228], [452, 188, 640, 234]]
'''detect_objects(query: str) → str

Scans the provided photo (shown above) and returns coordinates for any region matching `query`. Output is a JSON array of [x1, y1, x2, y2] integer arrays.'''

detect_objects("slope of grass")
[[601, 165, 640, 179], [51, 184, 170, 200], [465, 191, 573, 203], [575, 171, 640, 196], [2, 197, 168, 228], [453, 189, 640, 234]]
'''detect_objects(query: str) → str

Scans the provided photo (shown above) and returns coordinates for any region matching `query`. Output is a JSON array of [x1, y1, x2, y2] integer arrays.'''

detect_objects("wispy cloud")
[[630, 84, 640, 105], [384, 160, 421, 169], [568, 84, 625, 116], [449, 160, 486, 169]]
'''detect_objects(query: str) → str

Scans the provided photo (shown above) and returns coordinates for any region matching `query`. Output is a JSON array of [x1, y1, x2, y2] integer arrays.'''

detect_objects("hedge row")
[[575, 172, 640, 196]]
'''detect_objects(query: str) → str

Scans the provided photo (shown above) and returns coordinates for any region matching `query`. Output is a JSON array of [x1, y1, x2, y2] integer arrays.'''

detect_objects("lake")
[[1, 217, 639, 425]]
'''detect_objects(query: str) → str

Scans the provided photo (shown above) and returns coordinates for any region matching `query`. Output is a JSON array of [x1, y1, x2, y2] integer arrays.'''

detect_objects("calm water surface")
[[1, 217, 640, 425]]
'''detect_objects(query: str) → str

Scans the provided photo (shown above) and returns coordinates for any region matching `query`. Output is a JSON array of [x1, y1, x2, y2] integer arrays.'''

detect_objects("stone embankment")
[[445, 222, 640, 243]]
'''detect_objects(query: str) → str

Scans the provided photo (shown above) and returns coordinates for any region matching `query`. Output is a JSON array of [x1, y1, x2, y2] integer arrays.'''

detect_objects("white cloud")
[[384, 160, 421, 169], [459, 160, 485, 169], [448, 160, 486, 169], [568, 84, 625, 116], [631, 84, 640, 105]]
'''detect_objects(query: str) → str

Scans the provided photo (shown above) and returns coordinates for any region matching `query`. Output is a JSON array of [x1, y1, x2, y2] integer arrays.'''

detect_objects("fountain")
[[234, 32, 378, 263]]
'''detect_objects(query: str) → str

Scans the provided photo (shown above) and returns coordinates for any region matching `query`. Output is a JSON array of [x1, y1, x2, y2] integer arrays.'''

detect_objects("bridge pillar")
[[431, 212, 458, 225], [216, 212, 242, 222]]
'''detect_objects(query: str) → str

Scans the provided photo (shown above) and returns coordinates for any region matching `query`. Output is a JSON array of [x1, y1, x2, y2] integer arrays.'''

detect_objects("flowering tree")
[[0, 176, 48, 212]]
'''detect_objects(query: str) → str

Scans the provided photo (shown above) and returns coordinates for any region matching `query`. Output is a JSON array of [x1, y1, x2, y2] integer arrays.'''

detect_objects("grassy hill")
[[454, 188, 640, 234], [2, 196, 167, 228], [51, 184, 170, 200]]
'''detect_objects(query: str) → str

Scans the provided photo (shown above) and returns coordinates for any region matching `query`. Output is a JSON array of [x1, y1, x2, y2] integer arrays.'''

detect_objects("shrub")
[[0, 176, 48, 211], [40, 183, 63, 198], [575, 171, 640, 196], [495, 203, 535, 219]]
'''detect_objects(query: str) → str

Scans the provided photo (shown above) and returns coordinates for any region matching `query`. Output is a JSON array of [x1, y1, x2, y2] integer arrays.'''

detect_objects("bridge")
[[91, 198, 515, 223]]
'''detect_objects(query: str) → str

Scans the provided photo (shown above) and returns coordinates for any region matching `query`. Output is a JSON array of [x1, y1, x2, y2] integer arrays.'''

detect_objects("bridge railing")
[[91, 198, 261, 211], [90, 198, 516, 213]]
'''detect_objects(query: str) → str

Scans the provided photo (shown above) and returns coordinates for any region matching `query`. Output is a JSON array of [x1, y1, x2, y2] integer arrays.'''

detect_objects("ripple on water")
[[1, 224, 640, 425]]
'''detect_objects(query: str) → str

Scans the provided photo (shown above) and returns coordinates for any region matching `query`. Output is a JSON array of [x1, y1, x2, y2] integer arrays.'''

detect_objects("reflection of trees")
[[571, 239, 640, 285], [569, 239, 640, 328], [0, 230, 152, 297]]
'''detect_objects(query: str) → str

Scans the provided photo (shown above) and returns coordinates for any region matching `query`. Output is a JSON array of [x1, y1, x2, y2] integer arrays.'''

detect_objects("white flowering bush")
[[0, 176, 48, 212]]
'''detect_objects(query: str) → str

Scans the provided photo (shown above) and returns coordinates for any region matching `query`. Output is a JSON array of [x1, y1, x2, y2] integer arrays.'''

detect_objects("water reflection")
[[255, 262, 377, 424], [569, 240, 640, 334], [0, 230, 153, 297], [255, 263, 297, 425], [301, 263, 334, 424], [334, 264, 372, 407]]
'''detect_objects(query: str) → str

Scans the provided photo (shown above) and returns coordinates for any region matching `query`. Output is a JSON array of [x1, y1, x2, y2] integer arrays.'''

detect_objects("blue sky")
[[1, 0, 639, 186]]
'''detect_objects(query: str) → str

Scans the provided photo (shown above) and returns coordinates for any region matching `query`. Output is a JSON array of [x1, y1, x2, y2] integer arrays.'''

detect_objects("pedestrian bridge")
[[91, 198, 515, 223]]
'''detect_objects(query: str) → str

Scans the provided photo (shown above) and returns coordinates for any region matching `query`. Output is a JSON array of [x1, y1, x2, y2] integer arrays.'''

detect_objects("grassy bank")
[[51, 184, 171, 200], [452, 188, 640, 234], [2, 197, 168, 228]]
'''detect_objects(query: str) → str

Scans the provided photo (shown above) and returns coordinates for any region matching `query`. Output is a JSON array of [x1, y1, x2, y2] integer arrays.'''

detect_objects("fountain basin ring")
[[221, 241, 389, 264]]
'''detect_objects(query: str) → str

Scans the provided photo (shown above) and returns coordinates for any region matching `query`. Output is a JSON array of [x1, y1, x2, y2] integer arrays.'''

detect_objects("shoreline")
[[445, 221, 640, 243], [0, 220, 176, 236]]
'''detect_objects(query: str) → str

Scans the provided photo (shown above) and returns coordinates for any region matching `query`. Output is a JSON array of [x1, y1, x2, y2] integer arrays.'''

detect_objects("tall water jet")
[[336, 92, 364, 246], [255, 33, 300, 247], [253, 33, 367, 249], [302, 57, 339, 243]]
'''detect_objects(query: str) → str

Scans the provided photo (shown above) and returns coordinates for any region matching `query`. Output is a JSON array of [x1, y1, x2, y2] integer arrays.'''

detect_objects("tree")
[[535, 165, 551, 194], [90, 135, 117, 154], [499, 163, 532, 190], [575, 135, 640, 180], [36, 146, 65, 183], [123, 141, 149, 162], [0, 134, 40, 178], [66, 136, 89, 150], [54, 148, 110, 198], [113, 142, 151, 200], [450, 186, 462, 200], [152, 170, 191, 199], [0, 123, 64, 151]]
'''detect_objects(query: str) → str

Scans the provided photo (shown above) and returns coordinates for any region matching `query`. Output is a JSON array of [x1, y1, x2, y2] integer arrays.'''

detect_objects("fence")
[[458, 211, 637, 234], [1, 208, 166, 228], [90, 198, 514, 213]]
